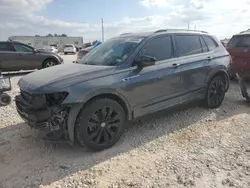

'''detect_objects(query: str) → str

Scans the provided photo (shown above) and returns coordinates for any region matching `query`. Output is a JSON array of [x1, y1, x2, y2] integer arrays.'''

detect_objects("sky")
[[0, 0, 250, 42]]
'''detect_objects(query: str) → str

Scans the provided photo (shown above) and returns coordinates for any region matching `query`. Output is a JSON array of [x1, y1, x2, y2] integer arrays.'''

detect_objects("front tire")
[[205, 76, 226, 109], [75, 98, 126, 151], [43, 59, 57, 68]]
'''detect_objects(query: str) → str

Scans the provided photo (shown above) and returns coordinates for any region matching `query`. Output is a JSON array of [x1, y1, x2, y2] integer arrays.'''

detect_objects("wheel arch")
[[42, 57, 59, 68], [66, 92, 132, 143], [207, 69, 230, 92]]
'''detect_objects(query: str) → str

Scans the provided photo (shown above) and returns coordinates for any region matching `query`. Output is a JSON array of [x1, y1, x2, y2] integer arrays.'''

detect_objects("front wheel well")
[[83, 93, 130, 121]]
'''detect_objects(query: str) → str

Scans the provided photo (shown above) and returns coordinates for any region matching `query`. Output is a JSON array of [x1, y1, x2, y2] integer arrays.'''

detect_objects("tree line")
[[35, 34, 68, 37]]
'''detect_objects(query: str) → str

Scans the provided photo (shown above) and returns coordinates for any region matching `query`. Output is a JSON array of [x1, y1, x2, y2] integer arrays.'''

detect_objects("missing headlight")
[[46, 92, 68, 106]]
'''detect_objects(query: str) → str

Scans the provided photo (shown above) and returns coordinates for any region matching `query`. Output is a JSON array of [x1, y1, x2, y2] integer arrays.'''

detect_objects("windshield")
[[78, 36, 145, 66]]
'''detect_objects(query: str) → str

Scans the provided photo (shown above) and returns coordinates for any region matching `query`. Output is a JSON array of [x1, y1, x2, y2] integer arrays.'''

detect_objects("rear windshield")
[[227, 35, 250, 49], [65, 45, 73, 47]]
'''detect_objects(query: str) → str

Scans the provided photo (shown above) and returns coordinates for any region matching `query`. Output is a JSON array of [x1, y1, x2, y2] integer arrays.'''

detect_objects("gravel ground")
[[0, 69, 250, 188]]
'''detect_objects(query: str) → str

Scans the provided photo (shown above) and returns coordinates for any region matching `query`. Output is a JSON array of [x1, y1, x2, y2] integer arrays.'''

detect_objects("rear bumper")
[[236, 73, 250, 102], [229, 64, 250, 79]]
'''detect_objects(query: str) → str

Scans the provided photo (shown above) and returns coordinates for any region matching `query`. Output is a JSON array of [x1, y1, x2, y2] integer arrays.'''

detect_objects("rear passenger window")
[[139, 36, 172, 61], [175, 35, 202, 56], [203, 36, 218, 51], [0, 42, 13, 51]]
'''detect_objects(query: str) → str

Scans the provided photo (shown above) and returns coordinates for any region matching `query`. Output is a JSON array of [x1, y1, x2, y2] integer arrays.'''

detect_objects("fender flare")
[[66, 89, 132, 143]]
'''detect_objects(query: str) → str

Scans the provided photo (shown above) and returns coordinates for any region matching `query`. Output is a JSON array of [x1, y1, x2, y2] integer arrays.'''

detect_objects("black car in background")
[[0, 41, 63, 72], [16, 29, 230, 151]]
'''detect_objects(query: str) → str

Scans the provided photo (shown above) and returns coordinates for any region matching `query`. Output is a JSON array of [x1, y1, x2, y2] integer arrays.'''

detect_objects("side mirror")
[[137, 55, 156, 68]]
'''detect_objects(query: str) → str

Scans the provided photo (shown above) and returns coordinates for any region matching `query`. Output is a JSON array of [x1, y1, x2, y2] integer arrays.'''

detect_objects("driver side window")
[[133, 36, 173, 66], [12, 43, 33, 52]]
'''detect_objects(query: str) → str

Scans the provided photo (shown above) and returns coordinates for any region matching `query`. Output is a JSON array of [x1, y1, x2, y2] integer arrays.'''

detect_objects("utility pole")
[[101, 18, 104, 42], [188, 22, 190, 30]]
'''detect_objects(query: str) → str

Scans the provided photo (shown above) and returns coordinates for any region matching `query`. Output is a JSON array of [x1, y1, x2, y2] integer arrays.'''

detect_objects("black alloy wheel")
[[206, 76, 226, 108], [75, 98, 126, 151]]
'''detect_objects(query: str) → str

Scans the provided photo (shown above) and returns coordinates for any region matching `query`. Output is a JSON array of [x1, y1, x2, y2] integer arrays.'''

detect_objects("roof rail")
[[120, 33, 132, 36], [154, 29, 208, 34]]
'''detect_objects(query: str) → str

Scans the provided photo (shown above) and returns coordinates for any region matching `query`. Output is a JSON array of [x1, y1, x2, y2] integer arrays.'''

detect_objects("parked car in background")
[[50, 44, 58, 49], [0, 41, 63, 71], [64, 44, 76, 54], [44, 46, 59, 53], [77, 41, 102, 60], [15, 29, 230, 151], [77, 46, 93, 60], [227, 31, 250, 79]]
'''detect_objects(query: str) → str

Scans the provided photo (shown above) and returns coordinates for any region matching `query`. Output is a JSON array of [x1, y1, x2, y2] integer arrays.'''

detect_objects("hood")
[[18, 63, 115, 93]]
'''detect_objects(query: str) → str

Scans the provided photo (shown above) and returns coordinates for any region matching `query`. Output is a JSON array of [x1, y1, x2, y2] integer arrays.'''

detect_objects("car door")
[[173, 34, 213, 103], [124, 35, 184, 117], [11, 43, 41, 70], [0, 42, 20, 71], [227, 34, 250, 76]]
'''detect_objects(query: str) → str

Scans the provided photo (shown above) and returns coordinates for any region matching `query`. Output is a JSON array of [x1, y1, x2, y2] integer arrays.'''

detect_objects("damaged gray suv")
[[15, 29, 230, 150]]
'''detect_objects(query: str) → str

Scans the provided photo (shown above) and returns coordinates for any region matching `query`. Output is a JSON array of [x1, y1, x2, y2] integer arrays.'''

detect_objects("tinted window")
[[12, 43, 33, 52], [200, 37, 208, 52], [65, 45, 74, 48], [175, 35, 202, 56], [140, 36, 172, 61], [0, 42, 13, 51], [227, 35, 250, 49], [203, 36, 218, 51]]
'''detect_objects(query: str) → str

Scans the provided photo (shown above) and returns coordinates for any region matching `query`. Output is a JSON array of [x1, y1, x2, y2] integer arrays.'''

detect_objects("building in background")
[[8, 36, 84, 51]]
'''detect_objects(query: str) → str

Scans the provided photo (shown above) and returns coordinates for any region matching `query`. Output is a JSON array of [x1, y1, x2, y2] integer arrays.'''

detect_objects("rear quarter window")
[[65, 45, 74, 48], [203, 36, 218, 51]]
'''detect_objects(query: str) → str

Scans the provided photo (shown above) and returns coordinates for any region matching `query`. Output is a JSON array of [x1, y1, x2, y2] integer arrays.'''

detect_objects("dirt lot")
[[0, 64, 250, 187]]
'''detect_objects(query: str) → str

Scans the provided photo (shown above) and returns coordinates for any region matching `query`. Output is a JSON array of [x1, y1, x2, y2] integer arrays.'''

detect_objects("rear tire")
[[75, 98, 126, 151], [0, 93, 11, 106], [205, 76, 226, 109]]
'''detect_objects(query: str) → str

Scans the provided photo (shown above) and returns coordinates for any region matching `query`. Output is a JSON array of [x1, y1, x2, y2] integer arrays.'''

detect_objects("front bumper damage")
[[236, 73, 250, 102], [15, 91, 69, 141]]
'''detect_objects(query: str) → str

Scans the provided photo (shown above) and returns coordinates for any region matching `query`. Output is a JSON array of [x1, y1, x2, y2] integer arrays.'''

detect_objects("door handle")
[[207, 56, 213, 60], [122, 75, 140, 81], [172, 63, 180, 67]]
